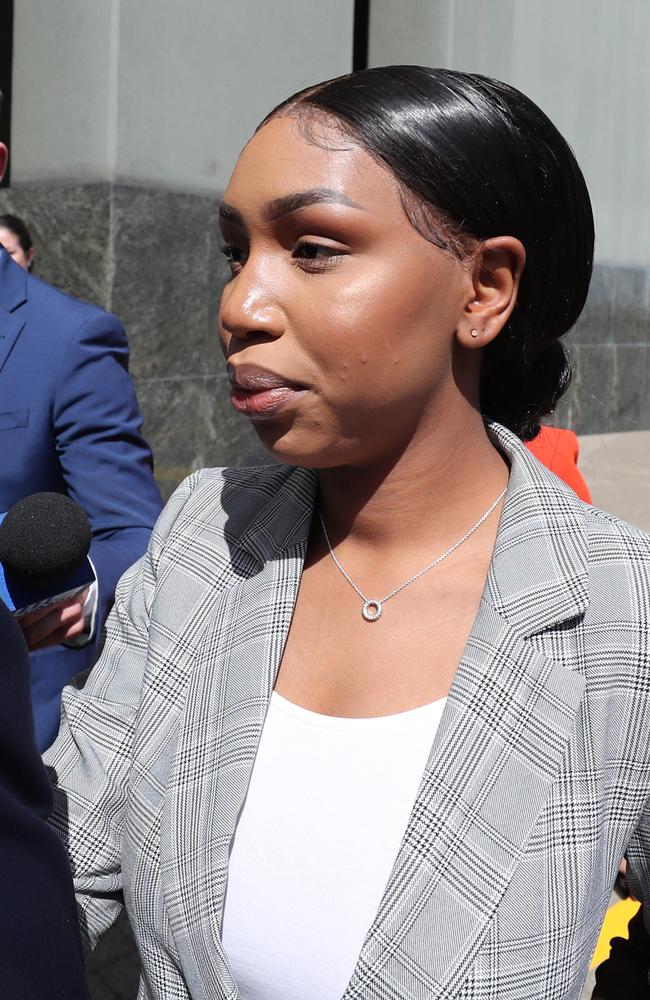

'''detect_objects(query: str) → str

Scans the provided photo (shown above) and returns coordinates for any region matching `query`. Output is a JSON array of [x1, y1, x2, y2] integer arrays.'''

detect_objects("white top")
[[221, 691, 447, 1000]]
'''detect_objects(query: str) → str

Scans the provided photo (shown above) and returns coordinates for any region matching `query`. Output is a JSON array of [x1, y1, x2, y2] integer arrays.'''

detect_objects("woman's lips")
[[230, 384, 305, 417], [227, 365, 307, 419]]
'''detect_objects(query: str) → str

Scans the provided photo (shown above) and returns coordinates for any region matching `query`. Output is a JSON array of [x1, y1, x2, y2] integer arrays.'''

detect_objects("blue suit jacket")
[[0, 599, 88, 998], [0, 249, 163, 749]]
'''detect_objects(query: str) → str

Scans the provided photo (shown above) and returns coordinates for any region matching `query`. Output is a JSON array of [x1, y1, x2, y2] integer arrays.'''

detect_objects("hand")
[[18, 591, 89, 651]]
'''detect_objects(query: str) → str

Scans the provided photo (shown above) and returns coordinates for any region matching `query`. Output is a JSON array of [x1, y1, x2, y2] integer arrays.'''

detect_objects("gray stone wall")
[[1, 181, 648, 499], [554, 264, 650, 435]]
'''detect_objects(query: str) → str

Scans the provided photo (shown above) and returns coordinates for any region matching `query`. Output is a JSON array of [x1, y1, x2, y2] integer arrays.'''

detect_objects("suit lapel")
[[160, 467, 316, 999], [0, 312, 26, 376], [0, 250, 27, 375], [484, 423, 589, 637], [342, 601, 585, 999]]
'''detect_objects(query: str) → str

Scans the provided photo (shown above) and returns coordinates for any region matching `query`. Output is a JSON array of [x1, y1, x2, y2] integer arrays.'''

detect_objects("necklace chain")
[[318, 487, 507, 622]]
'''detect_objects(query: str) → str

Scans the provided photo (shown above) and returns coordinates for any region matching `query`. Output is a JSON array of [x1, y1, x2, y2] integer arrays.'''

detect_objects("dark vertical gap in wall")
[[353, 0, 370, 71], [0, 0, 13, 186]]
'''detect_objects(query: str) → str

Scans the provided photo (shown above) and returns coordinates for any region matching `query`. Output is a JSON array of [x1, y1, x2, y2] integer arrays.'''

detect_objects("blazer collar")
[[0, 248, 28, 312], [485, 422, 589, 636], [232, 421, 590, 637], [0, 250, 27, 375]]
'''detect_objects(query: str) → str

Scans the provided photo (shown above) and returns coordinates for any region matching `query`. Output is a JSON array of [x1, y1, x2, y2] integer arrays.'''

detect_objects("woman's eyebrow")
[[218, 202, 244, 224], [218, 188, 365, 228], [266, 188, 364, 220]]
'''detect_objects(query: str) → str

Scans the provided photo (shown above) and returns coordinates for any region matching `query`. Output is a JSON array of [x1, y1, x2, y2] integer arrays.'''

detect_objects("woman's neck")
[[316, 411, 509, 554]]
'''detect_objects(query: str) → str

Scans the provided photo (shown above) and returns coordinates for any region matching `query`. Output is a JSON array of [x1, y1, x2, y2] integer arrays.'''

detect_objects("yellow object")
[[591, 897, 641, 968]]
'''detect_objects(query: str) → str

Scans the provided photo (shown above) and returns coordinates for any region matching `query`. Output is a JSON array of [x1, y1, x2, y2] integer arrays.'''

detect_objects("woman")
[[0, 212, 34, 270], [45, 68, 650, 1000]]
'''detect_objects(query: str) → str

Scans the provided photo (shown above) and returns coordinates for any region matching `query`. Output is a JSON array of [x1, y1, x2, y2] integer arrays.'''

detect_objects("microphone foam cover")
[[0, 492, 92, 583]]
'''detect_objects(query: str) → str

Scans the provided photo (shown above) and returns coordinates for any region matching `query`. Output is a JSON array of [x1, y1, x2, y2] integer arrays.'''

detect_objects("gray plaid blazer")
[[45, 422, 650, 1000]]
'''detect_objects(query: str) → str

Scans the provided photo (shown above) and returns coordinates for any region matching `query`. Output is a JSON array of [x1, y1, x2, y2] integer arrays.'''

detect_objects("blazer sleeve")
[[43, 473, 199, 952], [52, 309, 163, 648]]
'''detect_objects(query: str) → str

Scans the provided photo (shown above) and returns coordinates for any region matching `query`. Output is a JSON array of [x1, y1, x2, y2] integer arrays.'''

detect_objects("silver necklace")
[[318, 488, 507, 622]]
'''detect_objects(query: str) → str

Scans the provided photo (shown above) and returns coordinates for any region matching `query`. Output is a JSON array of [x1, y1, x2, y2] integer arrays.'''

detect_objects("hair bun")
[[481, 337, 572, 441]]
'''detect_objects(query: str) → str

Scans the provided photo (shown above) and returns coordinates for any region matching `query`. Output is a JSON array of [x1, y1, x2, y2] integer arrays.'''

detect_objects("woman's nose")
[[220, 264, 285, 343]]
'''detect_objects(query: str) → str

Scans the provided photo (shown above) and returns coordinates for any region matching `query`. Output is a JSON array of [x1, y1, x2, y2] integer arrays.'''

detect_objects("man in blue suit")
[[0, 135, 163, 749]]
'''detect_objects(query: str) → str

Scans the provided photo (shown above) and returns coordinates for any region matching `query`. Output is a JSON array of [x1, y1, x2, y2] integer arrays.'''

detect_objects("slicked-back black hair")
[[263, 66, 594, 440]]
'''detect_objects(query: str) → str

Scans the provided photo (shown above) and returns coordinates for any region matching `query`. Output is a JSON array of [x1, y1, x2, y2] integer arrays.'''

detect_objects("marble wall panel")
[[109, 184, 225, 380], [612, 267, 650, 344], [135, 372, 257, 502], [558, 262, 650, 434], [612, 344, 648, 432], [570, 264, 616, 346], [0, 182, 111, 306], [570, 263, 650, 347], [641, 348, 650, 431], [565, 344, 615, 435]]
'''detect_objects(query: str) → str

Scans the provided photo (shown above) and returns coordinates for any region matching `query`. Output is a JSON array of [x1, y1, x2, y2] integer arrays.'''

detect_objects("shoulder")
[[582, 502, 650, 560], [579, 504, 650, 638], [134, 462, 313, 630], [149, 462, 312, 568], [24, 272, 125, 345], [166, 461, 303, 516]]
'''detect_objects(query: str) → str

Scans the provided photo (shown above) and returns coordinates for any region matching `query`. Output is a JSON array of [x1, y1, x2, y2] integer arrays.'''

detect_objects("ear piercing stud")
[[470, 329, 479, 338]]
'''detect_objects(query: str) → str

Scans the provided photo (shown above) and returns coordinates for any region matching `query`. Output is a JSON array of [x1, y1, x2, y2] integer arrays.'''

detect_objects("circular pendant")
[[362, 599, 383, 622]]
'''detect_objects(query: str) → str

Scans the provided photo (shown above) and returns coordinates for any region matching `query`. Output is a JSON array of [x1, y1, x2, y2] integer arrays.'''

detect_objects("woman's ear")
[[457, 236, 526, 350]]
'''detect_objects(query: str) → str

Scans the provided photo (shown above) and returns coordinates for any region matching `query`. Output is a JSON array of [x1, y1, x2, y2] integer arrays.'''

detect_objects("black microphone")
[[0, 492, 94, 618]]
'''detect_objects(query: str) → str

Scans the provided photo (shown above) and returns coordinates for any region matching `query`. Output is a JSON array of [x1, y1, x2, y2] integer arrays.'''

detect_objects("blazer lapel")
[[0, 312, 25, 376], [342, 602, 585, 999], [484, 423, 590, 638], [343, 425, 590, 999], [160, 467, 316, 1000], [0, 250, 27, 375]]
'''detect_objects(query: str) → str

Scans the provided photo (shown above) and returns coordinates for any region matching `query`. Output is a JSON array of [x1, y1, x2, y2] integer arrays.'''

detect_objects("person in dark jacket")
[[0, 600, 88, 998]]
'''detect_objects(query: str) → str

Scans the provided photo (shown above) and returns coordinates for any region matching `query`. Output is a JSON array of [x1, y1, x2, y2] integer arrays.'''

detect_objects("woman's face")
[[0, 227, 33, 270], [218, 114, 476, 468]]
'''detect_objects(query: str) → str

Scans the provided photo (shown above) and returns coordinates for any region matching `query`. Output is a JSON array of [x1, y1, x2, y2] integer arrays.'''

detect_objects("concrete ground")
[[578, 430, 650, 531], [86, 431, 650, 999]]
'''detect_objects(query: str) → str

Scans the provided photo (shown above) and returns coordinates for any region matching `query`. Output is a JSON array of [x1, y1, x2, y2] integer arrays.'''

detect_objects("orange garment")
[[525, 425, 592, 503]]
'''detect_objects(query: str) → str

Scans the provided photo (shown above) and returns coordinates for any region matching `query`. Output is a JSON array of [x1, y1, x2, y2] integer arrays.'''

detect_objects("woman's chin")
[[251, 423, 343, 469]]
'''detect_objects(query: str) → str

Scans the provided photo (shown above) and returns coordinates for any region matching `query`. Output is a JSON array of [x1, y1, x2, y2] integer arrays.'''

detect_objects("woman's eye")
[[220, 243, 246, 274], [219, 240, 346, 277], [292, 241, 346, 272]]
